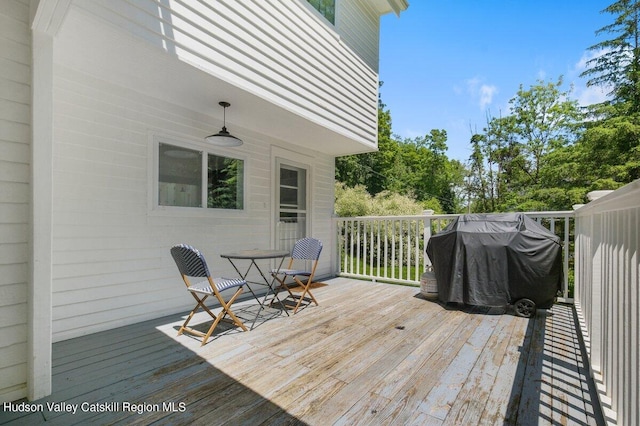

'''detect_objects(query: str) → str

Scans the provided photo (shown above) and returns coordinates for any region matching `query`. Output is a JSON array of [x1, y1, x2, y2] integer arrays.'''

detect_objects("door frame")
[[271, 147, 313, 250]]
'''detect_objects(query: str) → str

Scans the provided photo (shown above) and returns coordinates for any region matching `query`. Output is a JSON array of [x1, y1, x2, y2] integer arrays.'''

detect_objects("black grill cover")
[[426, 213, 562, 308]]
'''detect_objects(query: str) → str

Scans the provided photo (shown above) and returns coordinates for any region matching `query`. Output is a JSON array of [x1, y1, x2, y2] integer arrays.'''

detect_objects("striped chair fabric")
[[272, 237, 323, 313], [170, 244, 248, 344], [170, 244, 246, 293]]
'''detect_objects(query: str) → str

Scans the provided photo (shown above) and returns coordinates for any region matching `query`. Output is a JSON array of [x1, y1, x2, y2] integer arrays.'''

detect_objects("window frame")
[[150, 134, 248, 217], [303, 0, 336, 26]]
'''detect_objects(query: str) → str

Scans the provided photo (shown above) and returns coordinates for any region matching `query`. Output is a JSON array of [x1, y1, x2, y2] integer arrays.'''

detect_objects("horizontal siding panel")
[[187, 0, 374, 127], [0, 324, 26, 349], [0, 282, 27, 308], [0, 55, 31, 86], [0, 264, 27, 286], [0, 37, 30, 66], [0, 303, 27, 328], [0, 160, 29, 183], [53, 246, 171, 266], [76, 0, 378, 144], [52, 268, 173, 293], [0, 182, 29, 203], [53, 282, 180, 313], [53, 257, 166, 280], [0, 13, 30, 45], [52, 297, 191, 342], [0, 140, 29, 165], [1, 0, 29, 23], [0, 118, 29, 143], [0, 75, 30, 104], [0, 326, 26, 403], [0, 243, 28, 265], [0, 342, 27, 369], [256, 0, 376, 128], [337, 0, 380, 71], [0, 224, 28, 244], [0, 363, 27, 391], [0, 98, 30, 124]]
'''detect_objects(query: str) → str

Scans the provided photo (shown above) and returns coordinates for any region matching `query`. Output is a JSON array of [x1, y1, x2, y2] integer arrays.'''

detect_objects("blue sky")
[[379, 1, 613, 162]]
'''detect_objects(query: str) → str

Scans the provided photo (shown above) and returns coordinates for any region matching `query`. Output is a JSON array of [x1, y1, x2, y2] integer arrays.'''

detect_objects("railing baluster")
[[349, 220, 355, 275], [376, 220, 381, 279], [415, 220, 420, 281], [398, 220, 403, 280], [564, 216, 570, 300], [364, 221, 368, 277]]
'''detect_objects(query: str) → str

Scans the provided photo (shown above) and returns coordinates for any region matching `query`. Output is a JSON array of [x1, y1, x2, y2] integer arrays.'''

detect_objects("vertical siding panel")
[[0, 0, 30, 403]]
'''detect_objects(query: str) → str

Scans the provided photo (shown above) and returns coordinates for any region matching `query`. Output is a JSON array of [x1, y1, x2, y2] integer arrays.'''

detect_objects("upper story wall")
[[336, 0, 381, 73], [72, 0, 386, 151]]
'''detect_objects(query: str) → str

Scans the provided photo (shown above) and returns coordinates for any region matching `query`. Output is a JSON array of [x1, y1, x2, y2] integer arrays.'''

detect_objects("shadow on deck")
[[0, 278, 604, 425]]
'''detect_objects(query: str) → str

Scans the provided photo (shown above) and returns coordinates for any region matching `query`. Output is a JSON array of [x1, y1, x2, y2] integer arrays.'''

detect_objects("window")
[[158, 142, 244, 210], [307, 0, 335, 24], [208, 153, 244, 209]]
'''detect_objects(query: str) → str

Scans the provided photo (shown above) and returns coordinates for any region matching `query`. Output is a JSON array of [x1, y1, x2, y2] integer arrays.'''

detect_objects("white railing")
[[333, 210, 574, 301], [574, 180, 640, 426]]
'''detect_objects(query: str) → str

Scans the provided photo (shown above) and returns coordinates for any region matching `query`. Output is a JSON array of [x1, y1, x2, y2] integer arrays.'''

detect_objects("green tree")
[[581, 0, 640, 113], [466, 78, 583, 212], [334, 182, 426, 217], [577, 114, 640, 184], [336, 85, 465, 213], [509, 78, 582, 187]]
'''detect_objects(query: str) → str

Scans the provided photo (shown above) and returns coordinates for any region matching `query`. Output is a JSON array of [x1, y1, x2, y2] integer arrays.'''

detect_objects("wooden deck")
[[1, 278, 604, 425]]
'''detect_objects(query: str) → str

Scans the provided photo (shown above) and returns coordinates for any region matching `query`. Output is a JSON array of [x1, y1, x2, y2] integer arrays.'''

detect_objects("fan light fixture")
[[205, 101, 243, 146]]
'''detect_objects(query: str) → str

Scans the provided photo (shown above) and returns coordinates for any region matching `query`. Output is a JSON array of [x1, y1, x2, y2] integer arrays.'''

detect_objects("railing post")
[[423, 210, 434, 268], [331, 215, 338, 276]]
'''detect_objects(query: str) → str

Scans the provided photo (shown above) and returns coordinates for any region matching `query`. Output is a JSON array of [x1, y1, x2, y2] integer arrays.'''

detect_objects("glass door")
[[276, 163, 308, 251]]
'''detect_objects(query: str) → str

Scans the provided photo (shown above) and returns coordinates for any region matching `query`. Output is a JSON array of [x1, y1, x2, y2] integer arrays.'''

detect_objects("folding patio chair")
[[170, 244, 248, 345], [271, 238, 323, 314]]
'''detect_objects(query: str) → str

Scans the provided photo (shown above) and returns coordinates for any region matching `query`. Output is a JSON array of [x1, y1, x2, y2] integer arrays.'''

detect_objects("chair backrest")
[[291, 238, 323, 261], [170, 244, 210, 278]]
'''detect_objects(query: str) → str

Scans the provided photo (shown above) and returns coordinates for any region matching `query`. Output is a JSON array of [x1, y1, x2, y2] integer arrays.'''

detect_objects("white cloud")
[[402, 128, 427, 139], [463, 77, 498, 110], [574, 48, 609, 73], [479, 84, 498, 109], [571, 49, 614, 107], [576, 85, 611, 107], [537, 69, 547, 80]]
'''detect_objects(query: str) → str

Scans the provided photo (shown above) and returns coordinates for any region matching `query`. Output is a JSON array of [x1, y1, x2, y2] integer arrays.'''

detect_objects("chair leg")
[[200, 287, 247, 345], [179, 294, 213, 336], [292, 277, 319, 314], [181, 289, 248, 345], [218, 287, 248, 331], [272, 274, 295, 298]]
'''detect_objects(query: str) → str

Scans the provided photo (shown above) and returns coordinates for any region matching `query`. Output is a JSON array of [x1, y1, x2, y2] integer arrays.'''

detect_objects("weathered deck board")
[[0, 278, 604, 425]]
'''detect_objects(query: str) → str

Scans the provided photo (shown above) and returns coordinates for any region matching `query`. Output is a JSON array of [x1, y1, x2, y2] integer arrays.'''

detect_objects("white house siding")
[[336, 0, 381, 73], [50, 62, 337, 341], [72, 0, 380, 150], [0, 0, 31, 403], [41, 0, 381, 342]]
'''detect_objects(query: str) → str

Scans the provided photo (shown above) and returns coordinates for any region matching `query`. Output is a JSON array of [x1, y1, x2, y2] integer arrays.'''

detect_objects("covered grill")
[[425, 213, 562, 316]]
